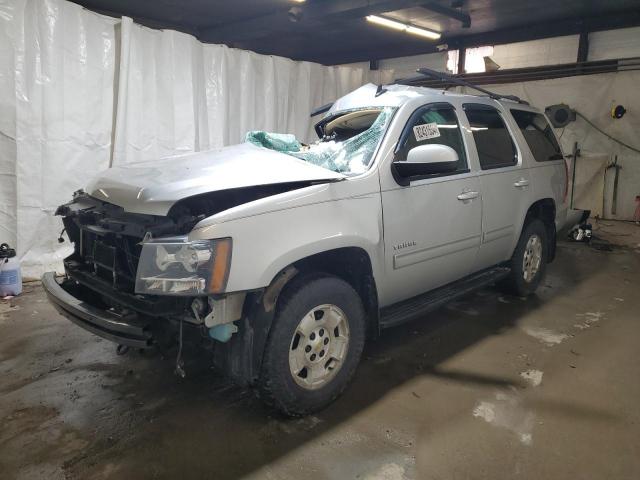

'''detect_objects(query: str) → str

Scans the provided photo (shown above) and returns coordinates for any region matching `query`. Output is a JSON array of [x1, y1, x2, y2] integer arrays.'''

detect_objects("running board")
[[379, 267, 511, 329]]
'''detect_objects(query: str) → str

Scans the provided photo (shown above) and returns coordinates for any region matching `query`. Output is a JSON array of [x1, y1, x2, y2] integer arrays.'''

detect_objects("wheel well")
[[524, 198, 556, 262], [289, 248, 379, 337]]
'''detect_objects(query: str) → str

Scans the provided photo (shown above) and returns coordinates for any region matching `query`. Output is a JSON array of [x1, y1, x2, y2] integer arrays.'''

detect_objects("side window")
[[510, 109, 563, 162], [396, 104, 468, 173], [463, 104, 517, 170]]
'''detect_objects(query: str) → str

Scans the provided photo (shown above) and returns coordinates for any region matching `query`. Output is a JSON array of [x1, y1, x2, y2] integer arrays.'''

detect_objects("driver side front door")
[[379, 102, 482, 307]]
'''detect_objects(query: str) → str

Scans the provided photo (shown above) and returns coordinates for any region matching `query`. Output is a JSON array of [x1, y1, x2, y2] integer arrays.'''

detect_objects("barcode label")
[[413, 122, 440, 142]]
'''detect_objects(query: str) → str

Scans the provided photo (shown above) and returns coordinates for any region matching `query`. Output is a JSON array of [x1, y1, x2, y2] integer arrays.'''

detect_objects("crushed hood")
[[86, 143, 344, 216]]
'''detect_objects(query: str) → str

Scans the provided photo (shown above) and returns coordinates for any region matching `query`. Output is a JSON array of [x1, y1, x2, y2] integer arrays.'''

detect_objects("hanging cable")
[[574, 111, 640, 154]]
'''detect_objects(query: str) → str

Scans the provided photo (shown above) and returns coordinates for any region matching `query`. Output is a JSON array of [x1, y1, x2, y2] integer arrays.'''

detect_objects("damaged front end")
[[42, 189, 286, 384], [44, 190, 204, 348]]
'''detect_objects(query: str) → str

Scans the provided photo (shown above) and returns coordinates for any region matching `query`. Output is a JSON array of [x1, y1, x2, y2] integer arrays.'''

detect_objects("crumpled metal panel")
[[87, 143, 344, 216]]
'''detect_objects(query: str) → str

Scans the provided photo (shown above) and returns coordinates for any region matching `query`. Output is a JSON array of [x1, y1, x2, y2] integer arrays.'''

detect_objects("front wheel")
[[499, 219, 548, 296], [258, 274, 366, 416]]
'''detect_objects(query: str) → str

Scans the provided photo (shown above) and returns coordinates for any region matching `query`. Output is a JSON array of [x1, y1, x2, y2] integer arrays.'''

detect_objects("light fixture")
[[366, 15, 441, 40]]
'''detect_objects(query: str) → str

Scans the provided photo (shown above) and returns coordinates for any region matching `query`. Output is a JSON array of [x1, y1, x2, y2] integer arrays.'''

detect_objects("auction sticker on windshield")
[[413, 122, 440, 142]]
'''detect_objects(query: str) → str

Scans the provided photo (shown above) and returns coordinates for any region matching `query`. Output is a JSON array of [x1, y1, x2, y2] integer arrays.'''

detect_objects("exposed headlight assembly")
[[135, 237, 232, 296]]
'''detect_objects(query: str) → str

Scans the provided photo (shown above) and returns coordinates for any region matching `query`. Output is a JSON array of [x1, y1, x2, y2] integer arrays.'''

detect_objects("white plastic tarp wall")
[[114, 17, 389, 165], [0, 0, 119, 277], [0, 0, 394, 279]]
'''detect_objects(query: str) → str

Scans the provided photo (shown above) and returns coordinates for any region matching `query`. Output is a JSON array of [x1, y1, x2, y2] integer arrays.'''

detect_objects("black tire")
[[258, 273, 366, 416], [499, 219, 548, 296]]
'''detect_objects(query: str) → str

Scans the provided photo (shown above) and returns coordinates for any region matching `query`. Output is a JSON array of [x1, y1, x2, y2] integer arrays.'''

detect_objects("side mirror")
[[394, 144, 459, 180]]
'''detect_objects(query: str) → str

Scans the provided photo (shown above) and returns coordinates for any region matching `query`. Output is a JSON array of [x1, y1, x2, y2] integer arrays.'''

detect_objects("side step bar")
[[379, 266, 511, 329]]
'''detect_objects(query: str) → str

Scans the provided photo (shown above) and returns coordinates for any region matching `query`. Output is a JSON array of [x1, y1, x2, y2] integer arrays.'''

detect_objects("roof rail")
[[398, 67, 529, 105]]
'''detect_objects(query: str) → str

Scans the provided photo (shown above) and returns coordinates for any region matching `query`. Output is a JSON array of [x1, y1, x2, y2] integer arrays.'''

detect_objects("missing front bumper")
[[41, 272, 153, 348]]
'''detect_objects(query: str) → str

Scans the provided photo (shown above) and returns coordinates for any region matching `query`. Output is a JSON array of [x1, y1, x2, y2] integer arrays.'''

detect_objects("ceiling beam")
[[421, 3, 470, 28], [201, 0, 448, 43], [307, 10, 640, 65], [577, 30, 589, 63]]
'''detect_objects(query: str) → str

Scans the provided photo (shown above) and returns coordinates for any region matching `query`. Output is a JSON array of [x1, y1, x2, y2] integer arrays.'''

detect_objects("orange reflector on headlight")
[[209, 238, 232, 294]]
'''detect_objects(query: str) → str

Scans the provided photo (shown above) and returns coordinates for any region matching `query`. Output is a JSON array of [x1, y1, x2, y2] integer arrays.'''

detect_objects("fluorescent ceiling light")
[[366, 15, 406, 31], [366, 15, 441, 40], [406, 25, 441, 40]]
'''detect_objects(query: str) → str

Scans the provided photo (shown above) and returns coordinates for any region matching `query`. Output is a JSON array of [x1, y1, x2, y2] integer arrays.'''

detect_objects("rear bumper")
[[42, 272, 153, 348]]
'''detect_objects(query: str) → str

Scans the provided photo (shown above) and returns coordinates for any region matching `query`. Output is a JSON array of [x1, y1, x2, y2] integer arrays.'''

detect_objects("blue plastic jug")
[[0, 243, 22, 296]]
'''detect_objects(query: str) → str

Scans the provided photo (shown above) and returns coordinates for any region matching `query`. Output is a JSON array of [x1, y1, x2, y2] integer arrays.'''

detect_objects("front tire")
[[258, 274, 366, 416], [500, 219, 548, 296]]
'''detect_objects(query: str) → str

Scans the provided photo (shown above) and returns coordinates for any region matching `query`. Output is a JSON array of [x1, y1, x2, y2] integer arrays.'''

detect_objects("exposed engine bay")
[[57, 191, 195, 322]]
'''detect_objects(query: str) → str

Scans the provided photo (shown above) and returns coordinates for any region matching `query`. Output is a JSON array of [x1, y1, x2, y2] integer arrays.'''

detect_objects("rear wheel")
[[258, 274, 366, 416], [499, 219, 548, 296]]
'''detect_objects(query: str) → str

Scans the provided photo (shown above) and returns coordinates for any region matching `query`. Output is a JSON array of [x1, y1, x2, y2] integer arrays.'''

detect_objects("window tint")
[[511, 109, 563, 162], [463, 104, 517, 169], [397, 104, 467, 173]]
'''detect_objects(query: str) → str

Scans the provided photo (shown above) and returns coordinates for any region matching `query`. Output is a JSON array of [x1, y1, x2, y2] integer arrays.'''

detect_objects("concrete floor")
[[1, 232, 639, 479]]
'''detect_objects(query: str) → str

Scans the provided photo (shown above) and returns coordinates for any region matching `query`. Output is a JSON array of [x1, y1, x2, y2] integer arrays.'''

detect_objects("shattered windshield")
[[245, 107, 396, 175]]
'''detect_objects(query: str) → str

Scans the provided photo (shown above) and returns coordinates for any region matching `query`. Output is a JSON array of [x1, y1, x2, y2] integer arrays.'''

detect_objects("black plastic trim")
[[64, 260, 189, 317]]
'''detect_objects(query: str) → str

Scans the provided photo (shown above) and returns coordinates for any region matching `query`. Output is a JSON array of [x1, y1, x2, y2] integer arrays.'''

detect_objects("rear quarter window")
[[511, 109, 563, 162]]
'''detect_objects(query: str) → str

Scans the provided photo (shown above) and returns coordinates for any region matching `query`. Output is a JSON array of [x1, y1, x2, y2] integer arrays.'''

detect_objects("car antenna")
[[375, 84, 387, 97], [398, 67, 529, 105]]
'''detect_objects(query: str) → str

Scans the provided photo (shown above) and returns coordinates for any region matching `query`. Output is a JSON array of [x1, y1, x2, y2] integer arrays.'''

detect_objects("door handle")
[[457, 190, 479, 201], [514, 178, 530, 188]]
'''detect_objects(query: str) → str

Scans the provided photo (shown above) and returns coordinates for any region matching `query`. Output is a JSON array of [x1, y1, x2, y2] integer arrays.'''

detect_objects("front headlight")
[[135, 237, 232, 296]]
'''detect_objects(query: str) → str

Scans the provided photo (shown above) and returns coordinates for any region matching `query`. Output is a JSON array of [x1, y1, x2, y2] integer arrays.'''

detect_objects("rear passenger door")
[[462, 103, 533, 270]]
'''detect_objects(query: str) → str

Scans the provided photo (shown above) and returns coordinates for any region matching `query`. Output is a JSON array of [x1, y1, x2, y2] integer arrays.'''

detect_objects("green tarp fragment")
[[244, 107, 395, 175], [244, 131, 302, 152]]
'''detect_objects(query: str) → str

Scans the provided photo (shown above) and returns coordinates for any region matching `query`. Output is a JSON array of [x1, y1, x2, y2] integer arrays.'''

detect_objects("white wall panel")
[[491, 36, 580, 69], [589, 27, 640, 61], [341, 52, 446, 81]]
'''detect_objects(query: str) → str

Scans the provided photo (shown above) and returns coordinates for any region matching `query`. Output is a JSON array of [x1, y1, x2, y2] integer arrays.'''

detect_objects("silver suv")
[[43, 82, 569, 415]]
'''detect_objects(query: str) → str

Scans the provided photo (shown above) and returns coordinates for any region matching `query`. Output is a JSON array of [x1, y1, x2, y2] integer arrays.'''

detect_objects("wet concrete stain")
[[1, 240, 639, 479]]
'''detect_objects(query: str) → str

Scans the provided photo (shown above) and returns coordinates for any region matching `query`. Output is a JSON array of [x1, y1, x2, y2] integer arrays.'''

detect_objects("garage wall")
[[589, 27, 640, 60], [0, 0, 393, 278], [342, 52, 447, 81], [491, 36, 580, 69]]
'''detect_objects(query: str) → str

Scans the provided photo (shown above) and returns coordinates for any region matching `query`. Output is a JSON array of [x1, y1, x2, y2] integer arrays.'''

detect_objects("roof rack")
[[309, 66, 529, 117], [398, 67, 529, 105]]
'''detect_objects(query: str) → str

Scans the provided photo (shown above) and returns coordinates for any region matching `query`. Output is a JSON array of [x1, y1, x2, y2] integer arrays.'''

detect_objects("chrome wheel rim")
[[289, 304, 350, 390], [522, 234, 542, 283]]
